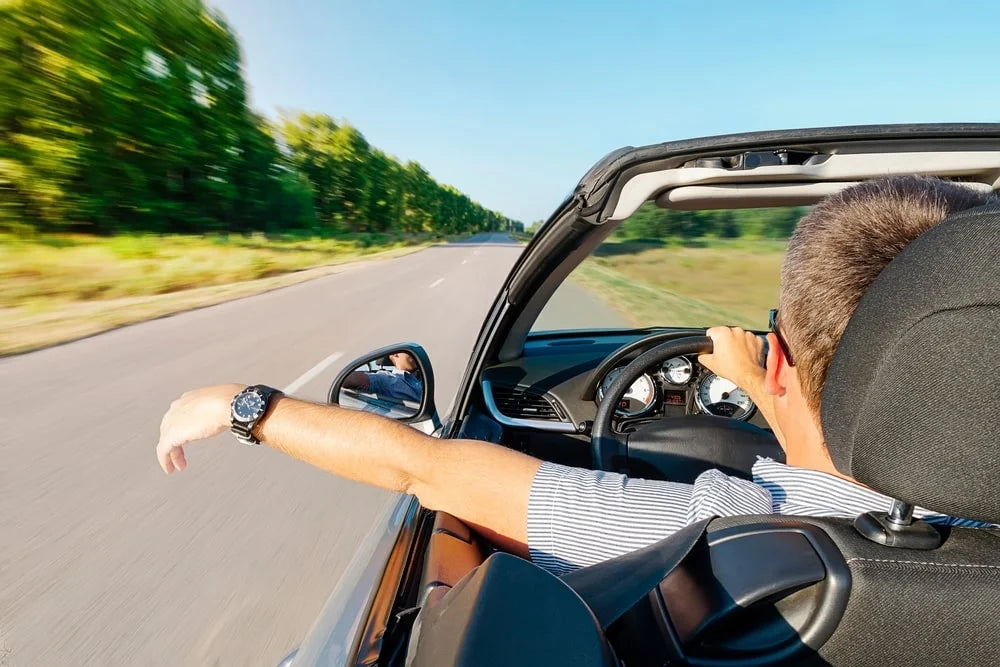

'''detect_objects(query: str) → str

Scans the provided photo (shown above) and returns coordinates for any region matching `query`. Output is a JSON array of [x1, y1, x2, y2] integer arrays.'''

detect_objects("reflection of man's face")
[[389, 352, 417, 373]]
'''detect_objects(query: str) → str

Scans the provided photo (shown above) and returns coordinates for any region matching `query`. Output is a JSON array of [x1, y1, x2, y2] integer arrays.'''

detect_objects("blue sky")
[[209, 0, 1000, 223]]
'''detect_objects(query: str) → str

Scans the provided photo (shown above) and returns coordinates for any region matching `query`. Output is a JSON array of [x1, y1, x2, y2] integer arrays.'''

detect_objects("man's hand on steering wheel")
[[698, 327, 767, 396], [699, 327, 784, 445], [590, 332, 784, 476]]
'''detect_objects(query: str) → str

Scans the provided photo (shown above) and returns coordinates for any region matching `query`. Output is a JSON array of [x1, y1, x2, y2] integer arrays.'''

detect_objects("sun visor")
[[610, 151, 1000, 220], [656, 183, 858, 210]]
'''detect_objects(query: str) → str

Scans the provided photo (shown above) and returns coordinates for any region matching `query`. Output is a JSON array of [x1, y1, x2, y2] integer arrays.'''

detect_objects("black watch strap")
[[231, 385, 283, 446]]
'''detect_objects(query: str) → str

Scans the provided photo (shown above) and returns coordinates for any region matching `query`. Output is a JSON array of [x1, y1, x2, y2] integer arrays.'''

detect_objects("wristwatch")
[[230, 385, 283, 445]]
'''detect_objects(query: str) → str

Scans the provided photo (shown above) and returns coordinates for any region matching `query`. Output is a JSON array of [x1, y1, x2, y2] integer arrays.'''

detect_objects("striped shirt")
[[527, 458, 991, 575]]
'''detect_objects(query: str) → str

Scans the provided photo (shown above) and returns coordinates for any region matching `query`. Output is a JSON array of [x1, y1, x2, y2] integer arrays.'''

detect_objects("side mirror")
[[329, 343, 438, 428]]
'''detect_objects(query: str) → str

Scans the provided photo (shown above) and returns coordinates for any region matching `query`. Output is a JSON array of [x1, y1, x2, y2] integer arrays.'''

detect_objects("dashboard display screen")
[[664, 390, 686, 406]]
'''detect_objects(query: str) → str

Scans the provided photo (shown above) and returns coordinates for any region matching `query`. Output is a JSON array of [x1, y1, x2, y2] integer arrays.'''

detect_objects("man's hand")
[[698, 326, 765, 390], [155, 385, 540, 555], [699, 327, 785, 444], [156, 384, 244, 474]]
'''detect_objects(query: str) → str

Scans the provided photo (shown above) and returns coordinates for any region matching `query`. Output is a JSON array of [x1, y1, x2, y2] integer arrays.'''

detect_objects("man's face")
[[389, 352, 417, 373]]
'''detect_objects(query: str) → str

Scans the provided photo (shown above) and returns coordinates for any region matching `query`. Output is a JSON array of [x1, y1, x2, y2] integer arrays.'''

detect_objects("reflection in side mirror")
[[329, 344, 437, 427], [339, 356, 423, 420]]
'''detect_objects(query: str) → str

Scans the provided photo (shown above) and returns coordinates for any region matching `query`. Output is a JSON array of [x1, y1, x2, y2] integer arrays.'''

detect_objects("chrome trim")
[[290, 494, 419, 667], [887, 499, 915, 527], [481, 379, 577, 433], [694, 372, 756, 421]]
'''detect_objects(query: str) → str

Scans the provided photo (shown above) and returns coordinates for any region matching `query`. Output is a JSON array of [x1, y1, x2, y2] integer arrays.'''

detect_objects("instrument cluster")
[[596, 356, 756, 421]]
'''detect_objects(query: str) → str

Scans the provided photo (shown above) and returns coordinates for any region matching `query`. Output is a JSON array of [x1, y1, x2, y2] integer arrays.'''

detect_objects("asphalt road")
[[1, 233, 624, 666]]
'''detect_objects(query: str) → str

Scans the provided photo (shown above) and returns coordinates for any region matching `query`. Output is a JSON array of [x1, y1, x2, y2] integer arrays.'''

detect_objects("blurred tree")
[[277, 111, 518, 236], [1, 1, 521, 237], [615, 203, 809, 240]]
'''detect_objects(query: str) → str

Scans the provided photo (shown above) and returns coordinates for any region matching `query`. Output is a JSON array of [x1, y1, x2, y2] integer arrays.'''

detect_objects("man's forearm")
[[342, 371, 370, 391], [256, 397, 427, 494], [254, 397, 539, 551]]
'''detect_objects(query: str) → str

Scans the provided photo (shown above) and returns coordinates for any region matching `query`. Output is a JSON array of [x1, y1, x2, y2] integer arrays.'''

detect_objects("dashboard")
[[598, 356, 755, 421], [479, 329, 770, 435]]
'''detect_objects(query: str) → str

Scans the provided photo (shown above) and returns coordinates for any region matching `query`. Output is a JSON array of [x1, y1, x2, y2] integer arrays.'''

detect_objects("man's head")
[[389, 351, 418, 373], [765, 176, 993, 470]]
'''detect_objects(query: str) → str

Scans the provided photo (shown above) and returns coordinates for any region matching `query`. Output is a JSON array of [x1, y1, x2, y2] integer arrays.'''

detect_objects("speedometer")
[[597, 368, 657, 417], [695, 373, 755, 421]]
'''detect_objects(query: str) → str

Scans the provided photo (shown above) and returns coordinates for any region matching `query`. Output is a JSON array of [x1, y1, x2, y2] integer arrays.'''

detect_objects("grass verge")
[[0, 232, 444, 355], [568, 238, 787, 330]]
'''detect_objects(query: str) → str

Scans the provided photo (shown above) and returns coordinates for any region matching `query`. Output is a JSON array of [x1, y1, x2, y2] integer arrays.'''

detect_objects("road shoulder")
[[1, 245, 426, 357]]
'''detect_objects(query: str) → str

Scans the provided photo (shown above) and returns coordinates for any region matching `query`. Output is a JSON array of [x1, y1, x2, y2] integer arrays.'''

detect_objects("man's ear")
[[764, 332, 789, 398]]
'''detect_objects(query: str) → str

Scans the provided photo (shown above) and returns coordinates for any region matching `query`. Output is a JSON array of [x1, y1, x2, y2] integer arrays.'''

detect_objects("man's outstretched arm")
[[155, 328, 775, 563], [156, 386, 540, 555]]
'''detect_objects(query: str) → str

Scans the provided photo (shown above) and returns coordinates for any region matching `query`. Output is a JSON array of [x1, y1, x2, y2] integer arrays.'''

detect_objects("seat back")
[[680, 516, 1000, 666]]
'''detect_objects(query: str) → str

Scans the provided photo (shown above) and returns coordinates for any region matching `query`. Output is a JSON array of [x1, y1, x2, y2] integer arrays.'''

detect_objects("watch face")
[[233, 391, 265, 421]]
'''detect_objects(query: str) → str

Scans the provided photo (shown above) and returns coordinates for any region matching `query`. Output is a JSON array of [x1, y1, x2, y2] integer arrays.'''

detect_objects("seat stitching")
[[847, 557, 1000, 570]]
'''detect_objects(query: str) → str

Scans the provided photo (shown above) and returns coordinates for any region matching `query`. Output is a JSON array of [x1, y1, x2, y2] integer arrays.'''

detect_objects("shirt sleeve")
[[527, 462, 695, 575], [367, 372, 419, 402], [526, 462, 774, 575]]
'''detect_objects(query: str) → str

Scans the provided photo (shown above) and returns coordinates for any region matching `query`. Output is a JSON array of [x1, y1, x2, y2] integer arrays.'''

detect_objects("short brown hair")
[[780, 176, 993, 412]]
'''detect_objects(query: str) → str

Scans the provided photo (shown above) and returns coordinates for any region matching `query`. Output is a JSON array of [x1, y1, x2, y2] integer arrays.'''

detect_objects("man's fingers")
[[157, 441, 173, 474], [160, 448, 174, 474], [704, 326, 725, 342], [170, 446, 187, 472]]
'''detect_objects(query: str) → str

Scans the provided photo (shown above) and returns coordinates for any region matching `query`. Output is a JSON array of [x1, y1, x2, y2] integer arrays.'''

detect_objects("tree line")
[[615, 203, 806, 240], [0, 0, 521, 236]]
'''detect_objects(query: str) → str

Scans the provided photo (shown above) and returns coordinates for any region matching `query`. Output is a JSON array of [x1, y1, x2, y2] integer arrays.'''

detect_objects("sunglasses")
[[768, 308, 796, 367]]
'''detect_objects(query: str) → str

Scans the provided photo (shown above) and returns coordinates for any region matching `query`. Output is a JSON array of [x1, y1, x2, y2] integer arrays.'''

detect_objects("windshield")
[[532, 203, 807, 332]]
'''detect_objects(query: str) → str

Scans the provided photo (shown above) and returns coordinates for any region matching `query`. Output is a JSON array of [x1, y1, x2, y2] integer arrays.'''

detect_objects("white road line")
[[461, 259, 468, 265], [429, 278, 444, 289], [284, 351, 344, 394]]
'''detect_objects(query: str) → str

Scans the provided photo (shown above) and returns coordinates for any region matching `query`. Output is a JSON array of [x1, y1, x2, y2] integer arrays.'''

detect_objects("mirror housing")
[[329, 343, 438, 426]]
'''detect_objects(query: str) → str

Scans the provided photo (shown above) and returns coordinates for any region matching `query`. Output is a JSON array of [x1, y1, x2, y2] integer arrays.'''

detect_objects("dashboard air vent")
[[490, 385, 565, 422]]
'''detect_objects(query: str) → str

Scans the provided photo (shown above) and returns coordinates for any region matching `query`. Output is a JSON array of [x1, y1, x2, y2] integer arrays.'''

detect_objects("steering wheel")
[[591, 336, 784, 482]]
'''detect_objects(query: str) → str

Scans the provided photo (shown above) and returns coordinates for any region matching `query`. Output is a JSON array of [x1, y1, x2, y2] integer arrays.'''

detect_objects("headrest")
[[822, 203, 1000, 524]]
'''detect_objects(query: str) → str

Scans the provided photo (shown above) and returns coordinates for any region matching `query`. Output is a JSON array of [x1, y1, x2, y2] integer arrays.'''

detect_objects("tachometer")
[[660, 356, 694, 386], [597, 368, 657, 417], [695, 373, 755, 421]]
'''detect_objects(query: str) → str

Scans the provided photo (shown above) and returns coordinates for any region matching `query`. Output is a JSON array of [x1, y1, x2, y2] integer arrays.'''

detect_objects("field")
[[0, 232, 444, 355], [570, 238, 787, 330]]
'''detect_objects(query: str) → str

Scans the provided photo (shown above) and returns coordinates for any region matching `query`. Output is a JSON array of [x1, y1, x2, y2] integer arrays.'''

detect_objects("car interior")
[[351, 131, 1000, 666]]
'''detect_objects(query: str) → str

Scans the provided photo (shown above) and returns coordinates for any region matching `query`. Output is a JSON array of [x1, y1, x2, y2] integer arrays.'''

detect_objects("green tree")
[[278, 111, 519, 237], [1, 0, 316, 233], [1, 2, 519, 237]]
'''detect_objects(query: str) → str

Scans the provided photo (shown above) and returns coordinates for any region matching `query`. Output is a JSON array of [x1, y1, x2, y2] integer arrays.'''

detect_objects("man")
[[342, 351, 423, 404], [156, 176, 993, 575]]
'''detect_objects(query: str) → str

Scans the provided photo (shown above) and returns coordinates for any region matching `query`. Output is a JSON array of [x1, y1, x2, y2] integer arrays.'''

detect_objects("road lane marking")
[[284, 351, 344, 393], [461, 259, 468, 265], [429, 278, 444, 289]]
